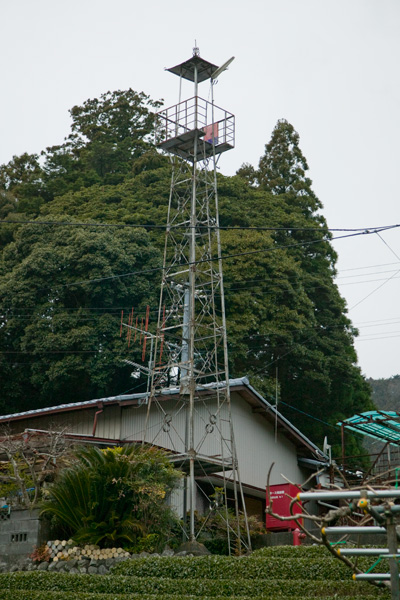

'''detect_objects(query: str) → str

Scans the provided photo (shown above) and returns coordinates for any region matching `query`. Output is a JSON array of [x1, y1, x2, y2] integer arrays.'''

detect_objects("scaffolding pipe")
[[354, 574, 391, 581], [298, 490, 400, 501], [339, 548, 394, 556], [322, 526, 386, 534]]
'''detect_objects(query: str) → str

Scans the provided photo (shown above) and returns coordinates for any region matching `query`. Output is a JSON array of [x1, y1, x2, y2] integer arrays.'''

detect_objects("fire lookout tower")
[[126, 47, 250, 553]]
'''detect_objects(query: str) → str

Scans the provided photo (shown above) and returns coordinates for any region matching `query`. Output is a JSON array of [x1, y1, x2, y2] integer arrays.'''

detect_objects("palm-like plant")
[[41, 445, 181, 548]]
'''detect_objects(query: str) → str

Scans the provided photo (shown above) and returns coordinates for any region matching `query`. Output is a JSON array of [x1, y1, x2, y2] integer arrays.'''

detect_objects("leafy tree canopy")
[[0, 91, 373, 456], [42, 89, 162, 196], [0, 218, 160, 412], [0, 90, 162, 225]]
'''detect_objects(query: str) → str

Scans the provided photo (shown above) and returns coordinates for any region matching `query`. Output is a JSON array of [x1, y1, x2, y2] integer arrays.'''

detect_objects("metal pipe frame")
[[339, 548, 394, 556], [354, 574, 391, 581], [322, 526, 386, 534], [299, 489, 400, 501]]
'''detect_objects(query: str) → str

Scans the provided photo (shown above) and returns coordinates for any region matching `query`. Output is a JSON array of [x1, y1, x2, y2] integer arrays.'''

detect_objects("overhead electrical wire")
[[2, 227, 400, 369], [349, 231, 400, 311], [0, 218, 399, 233], [2, 261, 400, 313], [0, 224, 396, 295], [4, 270, 400, 315]]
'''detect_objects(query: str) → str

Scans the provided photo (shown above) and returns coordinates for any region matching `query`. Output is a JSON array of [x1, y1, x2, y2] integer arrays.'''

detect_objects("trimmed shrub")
[[0, 571, 388, 598]]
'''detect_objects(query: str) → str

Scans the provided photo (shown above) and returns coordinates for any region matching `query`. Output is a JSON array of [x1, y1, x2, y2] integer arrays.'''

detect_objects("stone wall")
[[0, 508, 50, 566]]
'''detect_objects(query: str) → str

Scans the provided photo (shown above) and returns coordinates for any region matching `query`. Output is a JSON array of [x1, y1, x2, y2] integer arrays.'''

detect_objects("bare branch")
[[0, 426, 71, 509]]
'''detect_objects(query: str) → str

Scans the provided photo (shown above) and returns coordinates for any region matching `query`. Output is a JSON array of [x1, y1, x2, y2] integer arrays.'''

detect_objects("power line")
[[1, 218, 399, 233], [340, 260, 400, 273], [278, 400, 367, 443], [3, 225, 396, 295], [357, 334, 400, 342], [349, 232, 400, 311], [1, 228, 399, 369], [278, 400, 339, 430], [3, 263, 400, 313], [4, 271, 400, 315]]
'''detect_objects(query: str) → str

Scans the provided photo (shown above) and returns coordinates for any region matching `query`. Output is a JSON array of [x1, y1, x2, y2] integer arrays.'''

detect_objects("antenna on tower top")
[[193, 41, 200, 56]]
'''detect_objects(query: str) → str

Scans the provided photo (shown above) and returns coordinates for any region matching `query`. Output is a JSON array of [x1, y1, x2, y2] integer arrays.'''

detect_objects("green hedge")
[[0, 548, 391, 599], [0, 593, 389, 600], [110, 554, 366, 580], [251, 545, 328, 558], [0, 573, 388, 598]]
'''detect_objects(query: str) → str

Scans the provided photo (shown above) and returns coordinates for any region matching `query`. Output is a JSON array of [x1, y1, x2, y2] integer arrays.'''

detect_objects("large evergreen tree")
[[235, 119, 373, 453]]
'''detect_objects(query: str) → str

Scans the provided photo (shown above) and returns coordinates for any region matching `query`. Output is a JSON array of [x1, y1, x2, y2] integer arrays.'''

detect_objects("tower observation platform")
[[155, 55, 235, 162]]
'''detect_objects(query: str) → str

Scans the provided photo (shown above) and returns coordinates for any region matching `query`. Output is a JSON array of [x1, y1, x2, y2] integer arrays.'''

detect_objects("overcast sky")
[[1, 0, 399, 380]]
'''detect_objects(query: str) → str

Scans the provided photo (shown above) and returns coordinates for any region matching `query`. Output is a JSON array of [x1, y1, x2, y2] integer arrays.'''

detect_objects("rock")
[[176, 541, 211, 556], [0, 562, 7, 573], [105, 558, 114, 568], [77, 558, 90, 568], [9, 565, 19, 573], [98, 565, 108, 575], [38, 561, 49, 571], [69, 567, 79, 574], [175, 551, 187, 556], [139, 551, 150, 557], [89, 559, 98, 567], [55, 561, 66, 571], [48, 562, 58, 572], [27, 563, 37, 571], [161, 546, 174, 557], [88, 566, 98, 574], [78, 566, 87, 574], [63, 559, 78, 571], [16, 558, 30, 572]]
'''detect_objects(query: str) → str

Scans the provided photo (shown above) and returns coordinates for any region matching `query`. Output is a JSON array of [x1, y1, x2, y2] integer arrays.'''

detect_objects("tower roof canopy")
[[166, 55, 218, 83]]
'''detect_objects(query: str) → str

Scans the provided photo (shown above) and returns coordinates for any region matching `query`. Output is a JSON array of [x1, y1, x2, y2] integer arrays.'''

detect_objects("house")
[[0, 377, 329, 521]]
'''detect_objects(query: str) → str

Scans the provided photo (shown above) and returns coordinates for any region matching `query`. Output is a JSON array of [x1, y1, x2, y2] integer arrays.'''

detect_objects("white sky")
[[1, 0, 399, 380]]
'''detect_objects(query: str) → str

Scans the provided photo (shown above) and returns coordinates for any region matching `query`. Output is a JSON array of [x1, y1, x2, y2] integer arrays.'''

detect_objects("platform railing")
[[155, 96, 235, 150]]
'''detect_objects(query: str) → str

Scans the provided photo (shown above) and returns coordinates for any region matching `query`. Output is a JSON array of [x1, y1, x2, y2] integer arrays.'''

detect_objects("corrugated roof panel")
[[338, 411, 400, 444]]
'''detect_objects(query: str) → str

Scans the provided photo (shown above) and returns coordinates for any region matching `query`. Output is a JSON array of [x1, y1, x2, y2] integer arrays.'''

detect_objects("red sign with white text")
[[266, 483, 302, 531]]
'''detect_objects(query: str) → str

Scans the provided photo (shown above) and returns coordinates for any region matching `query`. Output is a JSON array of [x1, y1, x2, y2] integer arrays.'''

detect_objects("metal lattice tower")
[[125, 48, 250, 553]]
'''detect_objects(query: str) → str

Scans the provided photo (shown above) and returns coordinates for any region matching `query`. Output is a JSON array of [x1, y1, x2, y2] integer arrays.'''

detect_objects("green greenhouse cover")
[[338, 411, 400, 444]]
